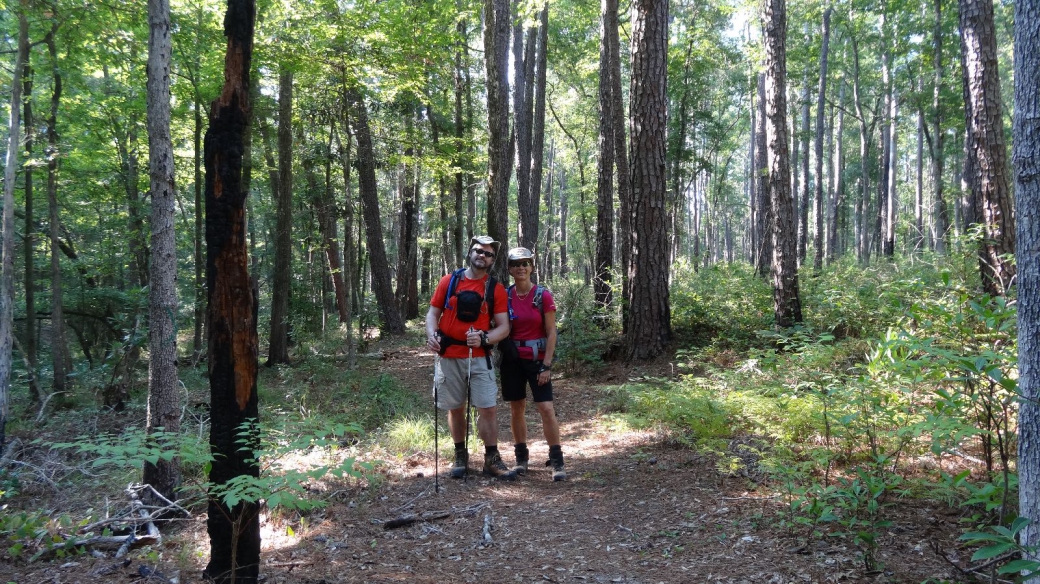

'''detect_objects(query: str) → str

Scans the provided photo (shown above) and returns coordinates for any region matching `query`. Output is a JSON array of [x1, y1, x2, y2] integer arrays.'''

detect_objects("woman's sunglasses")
[[509, 261, 532, 268]]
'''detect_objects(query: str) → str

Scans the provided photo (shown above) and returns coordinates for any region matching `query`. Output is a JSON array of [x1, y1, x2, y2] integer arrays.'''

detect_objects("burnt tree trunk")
[[203, 0, 261, 581]]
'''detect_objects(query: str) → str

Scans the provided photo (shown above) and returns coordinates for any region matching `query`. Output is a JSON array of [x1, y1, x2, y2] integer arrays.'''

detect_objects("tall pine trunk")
[[350, 91, 404, 333], [764, 0, 802, 327], [0, 4, 28, 451], [144, 0, 181, 503], [1014, 0, 1040, 555], [812, 7, 831, 270], [625, 0, 670, 359], [267, 67, 293, 365], [960, 0, 1016, 295], [594, 0, 616, 310], [484, 0, 512, 274]]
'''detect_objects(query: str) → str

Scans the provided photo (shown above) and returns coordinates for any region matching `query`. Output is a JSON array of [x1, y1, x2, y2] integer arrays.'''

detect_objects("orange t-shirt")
[[429, 271, 508, 359]]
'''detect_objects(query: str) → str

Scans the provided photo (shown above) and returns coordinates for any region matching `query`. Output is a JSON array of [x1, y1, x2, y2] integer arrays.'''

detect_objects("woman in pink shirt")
[[502, 247, 566, 481]]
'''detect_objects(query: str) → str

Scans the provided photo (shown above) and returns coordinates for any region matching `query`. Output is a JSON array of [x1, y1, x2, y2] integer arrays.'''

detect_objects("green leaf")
[[997, 559, 1040, 575], [971, 542, 1015, 561]]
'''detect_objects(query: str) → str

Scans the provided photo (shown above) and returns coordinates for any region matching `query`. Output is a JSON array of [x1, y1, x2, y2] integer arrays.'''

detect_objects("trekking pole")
[[434, 358, 440, 494], [465, 341, 473, 483]]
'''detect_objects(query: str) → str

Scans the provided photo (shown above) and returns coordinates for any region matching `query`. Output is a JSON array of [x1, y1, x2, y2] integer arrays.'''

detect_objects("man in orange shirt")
[[425, 236, 516, 480]]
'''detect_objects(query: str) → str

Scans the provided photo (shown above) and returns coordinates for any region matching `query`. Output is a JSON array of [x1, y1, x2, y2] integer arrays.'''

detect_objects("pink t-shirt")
[[508, 287, 556, 360]]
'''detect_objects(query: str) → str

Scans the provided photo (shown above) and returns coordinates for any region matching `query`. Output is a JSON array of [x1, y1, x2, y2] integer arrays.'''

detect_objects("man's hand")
[[426, 333, 441, 353], [466, 327, 482, 348]]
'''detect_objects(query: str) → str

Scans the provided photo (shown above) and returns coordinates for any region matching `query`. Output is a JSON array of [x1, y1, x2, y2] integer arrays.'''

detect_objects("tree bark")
[[0, 4, 28, 450], [1014, 0, 1040, 556], [764, 0, 802, 327], [395, 109, 419, 320], [483, 0, 512, 275], [350, 91, 405, 334], [931, 0, 950, 254], [203, 1, 260, 581], [812, 7, 831, 270], [267, 67, 294, 365], [755, 73, 771, 278], [625, 0, 670, 359], [528, 6, 549, 257], [144, 0, 181, 503], [22, 20, 37, 402], [45, 26, 68, 396], [595, 0, 616, 310], [605, 0, 631, 317], [960, 0, 1016, 296], [828, 79, 846, 261]]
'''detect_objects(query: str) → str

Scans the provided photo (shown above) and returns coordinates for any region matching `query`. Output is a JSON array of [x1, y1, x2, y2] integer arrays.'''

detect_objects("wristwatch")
[[480, 332, 490, 348], [539, 362, 552, 373]]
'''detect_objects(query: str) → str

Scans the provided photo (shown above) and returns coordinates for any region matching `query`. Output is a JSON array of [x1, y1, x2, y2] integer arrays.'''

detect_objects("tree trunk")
[[960, 0, 1016, 296], [625, 0, 670, 359], [916, 103, 925, 252], [798, 77, 810, 264], [529, 6, 549, 257], [932, 0, 950, 254], [350, 90, 404, 334], [305, 146, 348, 324], [764, 0, 802, 327], [203, 1, 260, 581], [606, 0, 631, 319], [0, 5, 28, 451], [514, 20, 537, 250], [827, 76, 845, 262], [812, 7, 831, 271], [884, 84, 898, 258], [334, 121, 357, 367], [144, 0, 181, 503], [851, 35, 873, 264], [484, 0, 512, 275], [267, 67, 294, 365], [755, 73, 771, 278], [594, 0, 616, 310], [453, 16, 469, 262], [395, 109, 419, 320], [45, 26, 69, 396], [1014, 0, 1040, 556], [22, 23, 37, 402]]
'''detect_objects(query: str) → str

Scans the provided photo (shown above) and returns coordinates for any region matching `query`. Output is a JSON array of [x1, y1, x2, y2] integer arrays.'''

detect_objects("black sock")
[[485, 445, 499, 456], [549, 444, 562, 456], [454, 442, 466, 452], [514, 442, 528, 454]]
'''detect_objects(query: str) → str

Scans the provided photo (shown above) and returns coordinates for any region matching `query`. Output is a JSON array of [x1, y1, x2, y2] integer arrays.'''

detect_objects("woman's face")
[[508, 259, 533, 281]]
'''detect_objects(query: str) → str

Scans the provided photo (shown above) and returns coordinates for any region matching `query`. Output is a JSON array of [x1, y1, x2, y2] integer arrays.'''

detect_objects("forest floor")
[[0, 338, 977, 583]]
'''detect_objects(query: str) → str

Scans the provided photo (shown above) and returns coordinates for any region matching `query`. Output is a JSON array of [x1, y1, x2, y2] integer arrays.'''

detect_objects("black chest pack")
[[444, 268, 496, 322]]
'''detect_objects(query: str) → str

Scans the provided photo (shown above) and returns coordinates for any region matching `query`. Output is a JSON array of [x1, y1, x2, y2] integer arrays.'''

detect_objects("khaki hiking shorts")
[[432, 355, 499, 410]]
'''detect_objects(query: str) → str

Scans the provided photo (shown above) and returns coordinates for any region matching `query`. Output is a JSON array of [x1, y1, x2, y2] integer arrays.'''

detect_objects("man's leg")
[[477, 406, 516, 479]]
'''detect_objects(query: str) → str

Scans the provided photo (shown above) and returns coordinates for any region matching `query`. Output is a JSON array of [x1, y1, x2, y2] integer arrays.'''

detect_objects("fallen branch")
[[382, 510, 451, 529]]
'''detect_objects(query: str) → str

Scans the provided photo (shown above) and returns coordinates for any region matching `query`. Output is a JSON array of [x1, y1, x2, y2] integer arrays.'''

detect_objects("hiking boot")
[[449, 449, 468, 479], [546, 452, 567, 481], [513, 448, 529, 476], [483, 452, 518, 481]]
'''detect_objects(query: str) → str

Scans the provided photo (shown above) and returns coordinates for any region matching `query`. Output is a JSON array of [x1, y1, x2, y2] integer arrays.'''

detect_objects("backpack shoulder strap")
[[485, 275, 497, 318], [443, 267, 467, 309], [506, 284, 516, 320], [533, 285, 546, 315]]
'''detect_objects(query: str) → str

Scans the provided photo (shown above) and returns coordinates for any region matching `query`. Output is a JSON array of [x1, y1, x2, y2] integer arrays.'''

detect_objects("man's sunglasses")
[[509, 261, 532, 268], [471, 248, 496, 258]]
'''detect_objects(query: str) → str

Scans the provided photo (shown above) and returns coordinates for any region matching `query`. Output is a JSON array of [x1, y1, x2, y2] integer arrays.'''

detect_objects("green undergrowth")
[[597, 256, 1020, 573]]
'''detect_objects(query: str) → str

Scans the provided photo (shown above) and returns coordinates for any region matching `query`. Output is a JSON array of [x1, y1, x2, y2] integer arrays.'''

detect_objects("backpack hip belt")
[[515, 338, 547, 363]]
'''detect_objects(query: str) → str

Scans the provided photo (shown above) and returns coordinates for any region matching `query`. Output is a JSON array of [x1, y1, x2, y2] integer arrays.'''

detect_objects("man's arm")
[[425, 306, 443, 352]]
